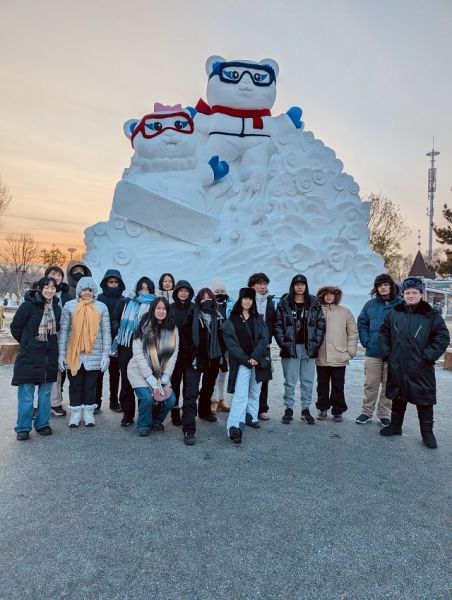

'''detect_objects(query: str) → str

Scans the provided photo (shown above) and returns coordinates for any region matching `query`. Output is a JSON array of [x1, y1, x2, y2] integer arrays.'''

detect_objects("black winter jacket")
[[97, 269, 126, 328], [66, 261, 92, 301], [274, 293, 326, 358], [380, 300, 450, 405], [11, 291, 61, 386], [171, 280, 195, 331], [221, 316, 269, 394]]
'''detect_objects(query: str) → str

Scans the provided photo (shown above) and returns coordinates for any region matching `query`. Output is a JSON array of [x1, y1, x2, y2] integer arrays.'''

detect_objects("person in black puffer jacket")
[[11, 276, 61, 440], [380, 277, 450, 449], [169, 280, 195, 426], [274, 274, 326, 425]]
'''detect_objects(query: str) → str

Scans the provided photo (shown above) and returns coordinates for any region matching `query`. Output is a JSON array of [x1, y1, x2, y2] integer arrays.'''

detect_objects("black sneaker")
[[109, 401, 122, 413], [301, 408, 315, 425], [137, 428, 151, 437], [51, 405, 67, 417], [151, 422, 164, 432], [36, 426, 53, 436], [94, 406, 101, 415], [171, 409, 182, 427], [16, 431, 29, 441], [199, 413, 217, 422], [281, 408, 293, 424], [229, 426, 242, 444], [183, 432, 196, 446], [120, 418, 134, 427], [245, 414, 261, 429]]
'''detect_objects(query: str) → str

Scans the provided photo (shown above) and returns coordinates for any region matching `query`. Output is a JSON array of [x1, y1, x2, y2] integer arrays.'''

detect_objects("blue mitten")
[[286, 106, 303, 129], [208, 155, 230, 182]]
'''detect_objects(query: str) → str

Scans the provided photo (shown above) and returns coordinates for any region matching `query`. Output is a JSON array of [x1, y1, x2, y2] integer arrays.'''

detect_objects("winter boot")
[[171, 408, 182, 427], [69, 405, 83, 428], [83, 404, 97, 427], [218, 399, 230, 412], [210, 400, 219, 414], [419, 419, 437, 449], [380, 411, 404, 437]]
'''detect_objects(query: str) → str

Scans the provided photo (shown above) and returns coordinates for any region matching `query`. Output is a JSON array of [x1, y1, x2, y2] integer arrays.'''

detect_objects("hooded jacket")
[[58, 277, 111, 371], [274, 275, 326, 358], [170, 280, 195, 330], [357, 285, 403, 358], [97, 269, 126, 322], [66, 261, 92, 302], [11, 290, 61, 385], [380, 300, 450, 405], [315, 286, 358, 367]]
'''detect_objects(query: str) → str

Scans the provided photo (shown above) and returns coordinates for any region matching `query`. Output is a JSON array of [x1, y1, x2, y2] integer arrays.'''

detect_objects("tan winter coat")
[[127, 328, 179, 389], [315, 287, 358, 367]]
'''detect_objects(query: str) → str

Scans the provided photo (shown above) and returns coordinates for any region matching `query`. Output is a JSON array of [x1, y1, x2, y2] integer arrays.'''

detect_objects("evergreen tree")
[[433, 204, 452, 276]]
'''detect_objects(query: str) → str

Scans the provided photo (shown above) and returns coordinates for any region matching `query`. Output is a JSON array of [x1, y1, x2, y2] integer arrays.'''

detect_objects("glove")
[[146, 374, 158, 389], [100, 354, 110, 373], [58, 354, 66, 372], [286, 106, 303, 129], [161, 374, 170, 386]]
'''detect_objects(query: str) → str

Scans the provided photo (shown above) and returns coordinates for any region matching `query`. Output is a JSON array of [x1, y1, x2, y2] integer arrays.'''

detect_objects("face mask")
[[200, 299, 215, 312], [72, 272, 84, 282], [215, 294, 227, 303]]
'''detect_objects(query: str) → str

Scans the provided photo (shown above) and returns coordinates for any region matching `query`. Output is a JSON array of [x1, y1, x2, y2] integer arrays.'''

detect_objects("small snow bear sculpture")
[[195, 56, 303, 181], [123, 103, 229, 183]]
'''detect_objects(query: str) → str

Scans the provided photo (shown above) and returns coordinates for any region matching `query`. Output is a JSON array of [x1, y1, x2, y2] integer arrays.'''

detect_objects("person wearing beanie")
[[210, 278, 235, 414], [111, 277, 156, 426], [58, 277, 111, 428], [356, 273, 403, 426], [221, 287, 269, 443], [379, 277, 449, 448], [179, 288, 225, 446], [11, 276, 61, 440], [96, 269, 126, 413], [315, 286, 358, 422], [169, 280, 195, 426], [248, 272, 277, 420], [44, 265, 71, 417], [157, 273, 175, 303], [274, 274, 326, 425]]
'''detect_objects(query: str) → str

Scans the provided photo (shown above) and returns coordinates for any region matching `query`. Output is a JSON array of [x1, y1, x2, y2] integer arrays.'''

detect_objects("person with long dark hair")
[[157, 273, 175, 303], [180, 288, 224, 446], [127, 297, 178, 436], [11, 276, 61, 440], [112, 277, 156, 427], [221, 287, 269, 444]]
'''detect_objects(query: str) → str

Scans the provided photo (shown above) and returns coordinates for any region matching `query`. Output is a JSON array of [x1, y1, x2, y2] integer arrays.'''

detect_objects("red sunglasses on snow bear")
[[131, 111, 194, 146]]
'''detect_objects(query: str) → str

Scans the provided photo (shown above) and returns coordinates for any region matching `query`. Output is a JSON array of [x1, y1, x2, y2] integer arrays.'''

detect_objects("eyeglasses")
[[131, 111, 194, 146], [209, 61, 276, 87]]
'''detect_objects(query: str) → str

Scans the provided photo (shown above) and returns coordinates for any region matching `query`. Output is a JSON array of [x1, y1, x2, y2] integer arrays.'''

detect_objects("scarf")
[[192, 305, 222, 360], [66, 299, 101, 376], [195, 98, 271, 129], [117, 292, 156, 347], [36, 298, 57, 341], [145, 325, 177, 381], [255, 292, 269, 319]]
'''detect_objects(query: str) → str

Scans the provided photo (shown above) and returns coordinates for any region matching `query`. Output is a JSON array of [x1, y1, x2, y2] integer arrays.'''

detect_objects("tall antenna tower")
[[426, 140, 440, 262]]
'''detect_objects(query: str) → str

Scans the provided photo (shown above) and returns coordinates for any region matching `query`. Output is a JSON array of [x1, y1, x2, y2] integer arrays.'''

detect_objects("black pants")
[[68, 366, 98, 407], [182, 359, 220, 434], [259, 381, 269, 414], [316, 366, 347, 415], [96, 356, 120, 406], [118, 346, 135, 421], [392, 397, 434, 422], [171, 357, 185, 408]]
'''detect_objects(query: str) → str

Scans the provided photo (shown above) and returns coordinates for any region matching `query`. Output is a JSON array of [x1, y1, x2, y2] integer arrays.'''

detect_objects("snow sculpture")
[[84, 56, 384, 314]]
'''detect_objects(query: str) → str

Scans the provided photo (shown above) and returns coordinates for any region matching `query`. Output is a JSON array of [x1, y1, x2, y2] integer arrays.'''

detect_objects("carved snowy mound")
[[84, 56, 383, 314]]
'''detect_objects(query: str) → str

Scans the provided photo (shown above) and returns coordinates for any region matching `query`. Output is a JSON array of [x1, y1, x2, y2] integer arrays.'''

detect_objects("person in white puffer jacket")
[[58, 277, 111, 428]]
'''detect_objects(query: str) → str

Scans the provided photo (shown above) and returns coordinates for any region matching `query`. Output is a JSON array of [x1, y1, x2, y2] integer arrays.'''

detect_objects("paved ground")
[[0, 357, 451, 600]]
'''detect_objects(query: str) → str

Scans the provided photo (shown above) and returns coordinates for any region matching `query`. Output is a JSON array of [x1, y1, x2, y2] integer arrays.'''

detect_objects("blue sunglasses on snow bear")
[[209, 61, 276, 87]]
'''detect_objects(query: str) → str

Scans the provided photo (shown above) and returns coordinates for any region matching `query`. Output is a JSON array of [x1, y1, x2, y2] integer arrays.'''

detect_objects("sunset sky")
[[1, 0, 451, 262]]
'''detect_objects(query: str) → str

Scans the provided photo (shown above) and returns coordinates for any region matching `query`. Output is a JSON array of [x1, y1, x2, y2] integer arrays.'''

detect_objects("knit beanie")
[[211, 278, 226, 292]]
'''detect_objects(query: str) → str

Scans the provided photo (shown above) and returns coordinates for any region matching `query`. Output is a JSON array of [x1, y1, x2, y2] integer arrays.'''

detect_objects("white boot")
[[83, 404, 97, 427], [69, 405, 83, 428]]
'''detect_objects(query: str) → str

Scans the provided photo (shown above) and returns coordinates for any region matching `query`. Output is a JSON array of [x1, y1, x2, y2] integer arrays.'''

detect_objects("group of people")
[[10, 263, 450, 449]]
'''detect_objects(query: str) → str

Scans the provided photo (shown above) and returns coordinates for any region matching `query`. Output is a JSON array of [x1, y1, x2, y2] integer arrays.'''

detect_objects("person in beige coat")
[[315, 286, 358, 422]]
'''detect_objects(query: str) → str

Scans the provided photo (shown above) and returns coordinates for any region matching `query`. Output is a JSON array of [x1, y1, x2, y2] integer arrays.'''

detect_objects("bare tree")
[[0, 233, 40, 297], [368, 192, 411, 270], [0, 176, 12, 223]]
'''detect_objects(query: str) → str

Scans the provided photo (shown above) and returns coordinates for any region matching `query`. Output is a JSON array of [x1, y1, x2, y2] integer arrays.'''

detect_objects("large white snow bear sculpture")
[[84, 56, 384, 314]]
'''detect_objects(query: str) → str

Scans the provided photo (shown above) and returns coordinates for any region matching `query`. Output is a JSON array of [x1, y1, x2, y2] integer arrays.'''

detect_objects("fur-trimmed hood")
[[316, 286, 343, 305]]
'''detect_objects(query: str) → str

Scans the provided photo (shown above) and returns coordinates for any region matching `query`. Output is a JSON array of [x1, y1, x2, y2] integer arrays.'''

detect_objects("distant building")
[[408, 250, 436, 279]]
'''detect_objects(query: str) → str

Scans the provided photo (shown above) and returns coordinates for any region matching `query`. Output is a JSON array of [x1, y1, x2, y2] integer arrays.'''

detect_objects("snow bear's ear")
[[123, 119, 139, 140], [259, 58, 279, 78], [205, 55, 226, 76]]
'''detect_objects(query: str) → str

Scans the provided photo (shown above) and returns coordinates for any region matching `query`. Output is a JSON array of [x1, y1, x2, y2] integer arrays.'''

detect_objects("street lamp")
[[67, 247, 77, 261]]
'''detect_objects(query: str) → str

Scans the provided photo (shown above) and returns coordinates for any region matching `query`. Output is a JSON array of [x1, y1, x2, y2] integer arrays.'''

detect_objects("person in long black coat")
[[380, 277, 450, 448], [11, 276, 61, 440]]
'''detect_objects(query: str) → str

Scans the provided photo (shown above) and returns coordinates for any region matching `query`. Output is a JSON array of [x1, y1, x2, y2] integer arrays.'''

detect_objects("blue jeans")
[[281, 344, 315, 410], [134, 387, 176, 431], [15, 383, 52, 433]]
